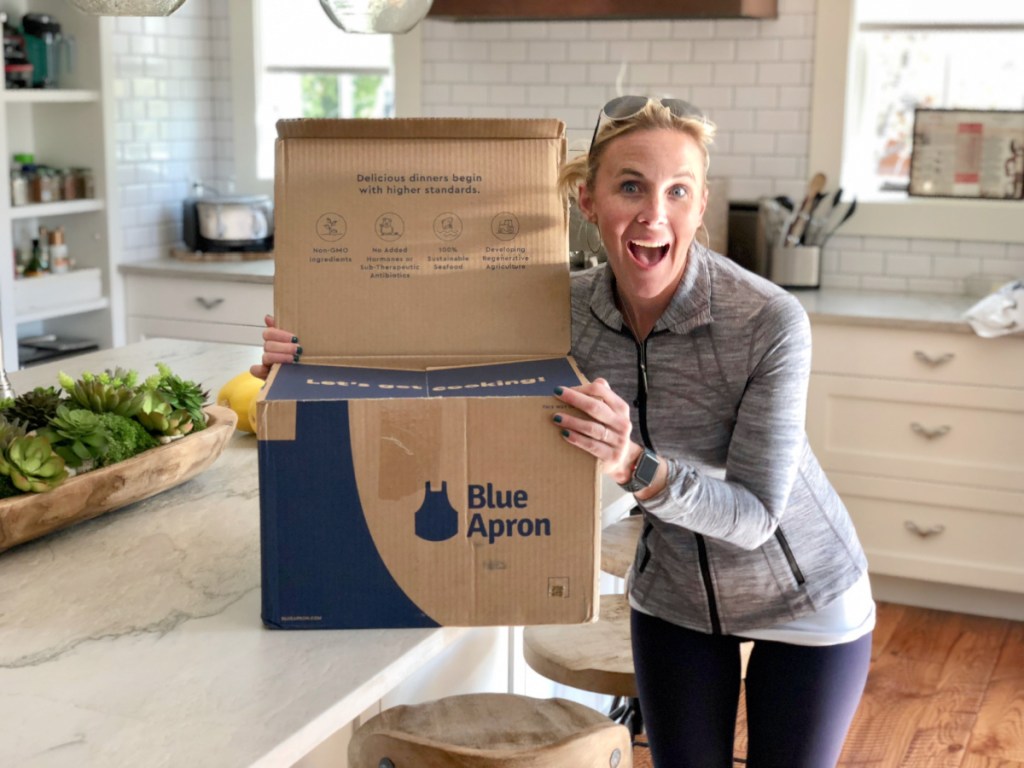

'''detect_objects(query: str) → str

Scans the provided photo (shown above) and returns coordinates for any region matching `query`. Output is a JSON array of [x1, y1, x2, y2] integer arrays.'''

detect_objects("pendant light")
[[318, 0, 433, 34], [66, 0, 187, 15]]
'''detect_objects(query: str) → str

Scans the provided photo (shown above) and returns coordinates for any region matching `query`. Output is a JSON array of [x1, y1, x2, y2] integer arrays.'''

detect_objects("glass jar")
[[31, 167, 58, 203], [58, 168, 77, 200], [73, 167, 95, 199], [10, 169, 28, 206]]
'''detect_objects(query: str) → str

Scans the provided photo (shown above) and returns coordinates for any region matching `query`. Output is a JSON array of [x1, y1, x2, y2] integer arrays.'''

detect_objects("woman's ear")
[[577, 183, 597, 223]]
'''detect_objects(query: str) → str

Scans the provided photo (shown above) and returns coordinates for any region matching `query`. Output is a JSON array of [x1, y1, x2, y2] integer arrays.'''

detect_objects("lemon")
[[217, 371, 264, 434]]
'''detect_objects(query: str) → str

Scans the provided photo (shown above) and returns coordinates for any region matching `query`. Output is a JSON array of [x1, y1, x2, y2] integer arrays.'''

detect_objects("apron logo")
[[413, 482, 552, 544]]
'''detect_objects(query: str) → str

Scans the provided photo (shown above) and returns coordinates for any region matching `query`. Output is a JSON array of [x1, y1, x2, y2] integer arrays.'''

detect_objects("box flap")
[[274, 118, 569, 362]]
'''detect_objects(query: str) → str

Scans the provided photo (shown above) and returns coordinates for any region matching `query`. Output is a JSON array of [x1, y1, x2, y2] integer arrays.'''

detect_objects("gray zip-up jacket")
[[570, 244, 868, 636]]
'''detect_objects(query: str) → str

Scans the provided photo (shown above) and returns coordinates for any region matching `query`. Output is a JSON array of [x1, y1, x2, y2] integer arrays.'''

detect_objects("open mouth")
[[627, 239, 670, 268]]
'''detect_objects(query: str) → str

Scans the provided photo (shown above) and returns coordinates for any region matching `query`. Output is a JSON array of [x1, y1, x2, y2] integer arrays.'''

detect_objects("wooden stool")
[[347, 692, 632, 768], [523, 594, 636, 699], [601, 515, 643, 579]]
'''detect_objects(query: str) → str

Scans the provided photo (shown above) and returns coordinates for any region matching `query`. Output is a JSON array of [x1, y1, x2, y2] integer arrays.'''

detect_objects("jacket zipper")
[[632, 334, 722, 634], [775, 529, 806, 585]]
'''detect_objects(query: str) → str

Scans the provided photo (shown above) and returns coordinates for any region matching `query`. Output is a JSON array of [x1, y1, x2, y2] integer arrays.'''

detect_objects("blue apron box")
[[259, 118, 599, 629], [258, 360, 600, 628]]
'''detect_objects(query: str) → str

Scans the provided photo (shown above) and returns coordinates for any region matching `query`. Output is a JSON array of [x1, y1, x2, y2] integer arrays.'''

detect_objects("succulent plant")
[[6, 386, 65, 431], [135, 391, 195, 439], [37, 404, 108, 469], [142, 362, 208, 431], [96, 412, 158, 466], [0, 413, 28, 451], [0, 435, 67, 493], [59, 370, 145, 417]]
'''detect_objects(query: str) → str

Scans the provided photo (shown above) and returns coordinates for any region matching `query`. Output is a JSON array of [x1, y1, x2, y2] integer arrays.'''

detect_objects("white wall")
[[111, 0, 233, 265], [110, 0, 1023, 293], [416, 0, 1023, 294]]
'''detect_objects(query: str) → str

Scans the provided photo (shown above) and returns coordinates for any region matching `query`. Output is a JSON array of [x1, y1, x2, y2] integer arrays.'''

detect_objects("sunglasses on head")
[[590, 96, 705, 151]]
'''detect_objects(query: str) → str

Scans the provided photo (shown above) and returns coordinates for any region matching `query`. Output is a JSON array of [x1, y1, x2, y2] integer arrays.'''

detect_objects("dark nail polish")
[[291, 336, 299, 344], [561, 429, 570, 438], [296, 345, 303, 355], [292, 354, 300, 363], [553, 414, 563, 423], [554, 386, 564, 395]]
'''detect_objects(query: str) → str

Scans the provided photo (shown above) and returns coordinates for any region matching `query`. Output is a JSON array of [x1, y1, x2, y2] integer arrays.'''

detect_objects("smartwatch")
[[618, 447, 660, 493]]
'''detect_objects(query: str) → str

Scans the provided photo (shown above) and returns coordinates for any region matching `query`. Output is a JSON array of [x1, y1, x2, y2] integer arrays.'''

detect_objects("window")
[[229, 0, 422, 195], [844, 0, 1024, 197], [809, 0, 1024, 242]]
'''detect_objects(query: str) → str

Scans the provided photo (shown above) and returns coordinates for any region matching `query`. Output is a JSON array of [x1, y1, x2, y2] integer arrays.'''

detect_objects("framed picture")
[[909, 108, 1024, 200]]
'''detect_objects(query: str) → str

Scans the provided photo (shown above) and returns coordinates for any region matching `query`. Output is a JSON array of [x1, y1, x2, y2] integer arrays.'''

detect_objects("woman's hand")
[[250, 315, 302, 380], [552, 378, 642, 485]]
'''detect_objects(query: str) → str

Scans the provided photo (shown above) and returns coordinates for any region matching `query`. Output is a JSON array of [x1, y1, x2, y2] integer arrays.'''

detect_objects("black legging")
[[631, 608, 872, 768]]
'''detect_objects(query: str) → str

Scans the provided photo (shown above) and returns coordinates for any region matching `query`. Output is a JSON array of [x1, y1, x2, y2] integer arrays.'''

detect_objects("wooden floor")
[[634, 602, 1024, 767]]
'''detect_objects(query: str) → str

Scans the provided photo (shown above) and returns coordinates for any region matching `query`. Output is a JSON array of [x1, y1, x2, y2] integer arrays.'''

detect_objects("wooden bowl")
[[0, 405, 237, 553]]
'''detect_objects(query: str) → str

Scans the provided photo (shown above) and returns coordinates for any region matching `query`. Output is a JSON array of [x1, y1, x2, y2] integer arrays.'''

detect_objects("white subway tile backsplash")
[[568, 41, 610, 63], [670, 21, 716, 39], [885, 253, 932, 277], [489, 42, 529, 62], [527, 42, 569, 63], [106, 2, 1017, 295], [712, 63, 758, 86], [628, 21, 674, 40], [668, 62, 715, 86], [694, 40, 737, 61]]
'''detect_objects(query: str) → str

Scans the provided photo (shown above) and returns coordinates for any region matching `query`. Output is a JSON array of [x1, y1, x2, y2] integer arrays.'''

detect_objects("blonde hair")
[[559, 99, 717, 206]]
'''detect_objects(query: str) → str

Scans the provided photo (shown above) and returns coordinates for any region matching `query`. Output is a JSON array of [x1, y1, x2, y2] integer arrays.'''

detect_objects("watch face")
[[634, 449, 659, 486]]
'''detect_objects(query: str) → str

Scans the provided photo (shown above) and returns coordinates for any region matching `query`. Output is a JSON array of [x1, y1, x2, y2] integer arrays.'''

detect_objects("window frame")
[[808, 0, 1023, 244], [228, 0, 423, 197]]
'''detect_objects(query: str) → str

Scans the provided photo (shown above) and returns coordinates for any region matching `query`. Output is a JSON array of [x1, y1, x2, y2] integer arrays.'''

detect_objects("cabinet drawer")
[[831, 472, 1024, 594], [810, 323, 1024, 388], [125, 276, 271, 326], [807, 374, 1024, 492]]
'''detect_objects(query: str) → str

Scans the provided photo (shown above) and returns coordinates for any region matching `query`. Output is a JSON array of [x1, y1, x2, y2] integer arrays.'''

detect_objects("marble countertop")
[[0, 340, 471, 768], [119, 257, 274, 284], [791, 288, 978, 334], [120, 258, 987, 332]]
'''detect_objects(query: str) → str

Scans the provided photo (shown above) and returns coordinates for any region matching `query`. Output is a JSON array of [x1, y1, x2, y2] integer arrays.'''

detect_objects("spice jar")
[[48, 227, 69, 273], [73, 167, 95, 199], [10, 168, 27, 206], [59, 168, 77, 200]]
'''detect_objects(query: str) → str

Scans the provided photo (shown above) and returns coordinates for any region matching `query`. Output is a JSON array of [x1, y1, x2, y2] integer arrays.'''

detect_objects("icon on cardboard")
[[316, 213, 347, 242], [376, 212, 404, 242], [433, 212, 463, 241], [491, 212, 520, 241], [414, 481, 459, 542]]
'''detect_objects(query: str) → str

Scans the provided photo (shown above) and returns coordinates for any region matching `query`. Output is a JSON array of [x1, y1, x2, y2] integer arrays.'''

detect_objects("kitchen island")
[[0, 339, 476, 768]]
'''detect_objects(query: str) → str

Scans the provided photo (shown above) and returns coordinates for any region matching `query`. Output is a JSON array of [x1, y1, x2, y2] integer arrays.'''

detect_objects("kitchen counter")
[[122, 258, 991, 334], [119, 257, 274, 284], [791, 288, 979, 334], [0, 339, 471, 768]]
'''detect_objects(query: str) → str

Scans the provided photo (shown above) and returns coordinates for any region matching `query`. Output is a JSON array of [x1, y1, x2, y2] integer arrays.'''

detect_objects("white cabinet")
[[0, 2, 120, 371], [124, 273, 272, 346], [806, 321, 1024, 598]]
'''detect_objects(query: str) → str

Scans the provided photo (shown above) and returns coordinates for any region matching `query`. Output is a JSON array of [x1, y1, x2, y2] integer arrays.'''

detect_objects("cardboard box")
[[258, 118, 600, 629]]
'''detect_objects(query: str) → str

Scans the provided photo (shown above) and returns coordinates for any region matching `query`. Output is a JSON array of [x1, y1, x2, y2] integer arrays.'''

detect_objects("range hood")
[[428, 0, 777, 21]]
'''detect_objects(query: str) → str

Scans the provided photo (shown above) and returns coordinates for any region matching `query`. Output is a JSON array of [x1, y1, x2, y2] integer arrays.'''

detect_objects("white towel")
[[964, 280, 1024, 338]]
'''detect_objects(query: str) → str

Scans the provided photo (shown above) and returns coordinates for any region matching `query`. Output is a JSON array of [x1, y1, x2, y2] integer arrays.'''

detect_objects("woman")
[[253, 98, 874, 768]]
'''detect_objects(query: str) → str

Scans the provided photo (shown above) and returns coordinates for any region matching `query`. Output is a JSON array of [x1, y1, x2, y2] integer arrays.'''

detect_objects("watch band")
[[618, 447, 659, 492]]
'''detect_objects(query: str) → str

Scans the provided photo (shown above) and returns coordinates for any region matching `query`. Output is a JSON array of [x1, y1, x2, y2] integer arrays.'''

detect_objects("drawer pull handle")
[[910, 422, 950, 440], [905, 521, 945, 539], [195, 297, 225, 310], [914, 350, 955, 367]]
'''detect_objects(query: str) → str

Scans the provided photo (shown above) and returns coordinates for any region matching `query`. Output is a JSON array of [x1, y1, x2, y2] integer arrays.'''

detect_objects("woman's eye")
[[670, 185, 689, 198], [621, 181, 640, 193]]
